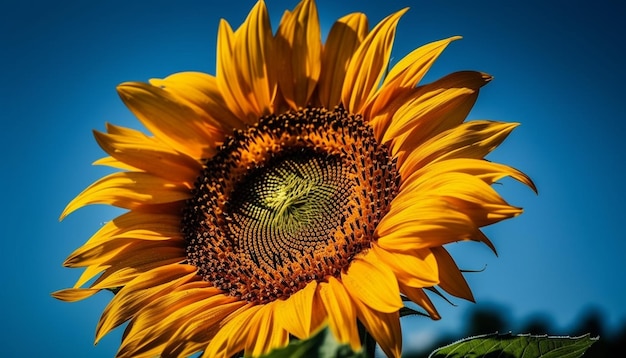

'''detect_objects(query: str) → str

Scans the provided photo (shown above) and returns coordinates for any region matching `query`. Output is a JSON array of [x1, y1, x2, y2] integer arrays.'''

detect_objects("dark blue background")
[[2, 0, 624, 356]]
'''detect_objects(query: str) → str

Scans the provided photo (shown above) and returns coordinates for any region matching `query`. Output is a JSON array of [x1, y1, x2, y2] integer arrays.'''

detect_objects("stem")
[[364, 332, 377, 357], [358, 322, 377, 357]]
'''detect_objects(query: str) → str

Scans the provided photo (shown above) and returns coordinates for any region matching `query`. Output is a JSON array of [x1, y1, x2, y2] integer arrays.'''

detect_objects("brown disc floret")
[[182, 106, 400, 304]]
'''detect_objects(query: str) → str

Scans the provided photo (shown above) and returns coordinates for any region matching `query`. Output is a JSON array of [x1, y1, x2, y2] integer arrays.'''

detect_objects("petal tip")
[[116, 82, 150, 101], [59, 206, 72, 221]]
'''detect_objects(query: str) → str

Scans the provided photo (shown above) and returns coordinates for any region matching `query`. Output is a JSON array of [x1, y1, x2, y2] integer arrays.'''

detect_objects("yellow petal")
[[384, 36, 462, 90], [393, 72, 493, 161], [163, 300, 246, 358], [342, 8, 407, 113], [384, 86, 475, 144], [216, 19, 247, 121], [117, 81, 221, 159], [431, 247, 474, 302], [274, 281, 317, 339], [407, 158, 537, 194], [378, 174, 499, 251], [93, 128, 201, 185], [398, 121, 519, 178], [276, 0, 321, 109], [309, 286, 327, 334], [149, 71, 244, 131], [235, 0, 276, 116], [117, 283, 219, 358], [96, 264, 197, 342], [376, 197, 478, 251], [319, 277, 361, 352], [318, 12, 368, 108], [402, 170, 524, 226], [51, 288, 99, 302], [79, 211, 181, 250], [93, 156, 137, 171], [105, 122, 147, 138], [352, 297, 402, 358], [134, 294, 236, 358], [65, 211, 182, 283], [383, 71, 492, 145], [398, 284, 440, 319], [341, 255, 403, 313], [203, 303, 261, 358], [365, 88, 417, 143], [246, 303, 289, 357], [63, 239, 134, 268], [89, 241, 185, 288], [371, 244, 439, 288], [60, 172, 190, 219], [217, 1, 276, 122], [73, 264, 107, 288], [366, 36, 461, 138]]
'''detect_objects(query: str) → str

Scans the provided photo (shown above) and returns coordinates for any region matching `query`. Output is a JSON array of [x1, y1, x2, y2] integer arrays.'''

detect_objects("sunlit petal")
[[342, 8, 407, 113], [276, 0, 322, 109], [318, 12, 368, 108], [57, 1, 532, 357]]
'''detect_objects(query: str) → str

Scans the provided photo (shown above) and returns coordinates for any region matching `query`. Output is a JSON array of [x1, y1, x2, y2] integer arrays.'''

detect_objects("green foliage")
[[261, 327, 364, 358], [258, 327, 598, 358], [429, 333, 598, 358]]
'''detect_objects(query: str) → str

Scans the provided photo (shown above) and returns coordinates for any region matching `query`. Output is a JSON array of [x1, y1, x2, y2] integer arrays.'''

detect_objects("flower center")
[[228, 150, 352, 269], [182, 107, 399, 303]]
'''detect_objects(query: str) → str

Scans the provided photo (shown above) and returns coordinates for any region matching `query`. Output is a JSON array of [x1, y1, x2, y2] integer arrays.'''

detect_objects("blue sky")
[[2, 0, 625, 356]]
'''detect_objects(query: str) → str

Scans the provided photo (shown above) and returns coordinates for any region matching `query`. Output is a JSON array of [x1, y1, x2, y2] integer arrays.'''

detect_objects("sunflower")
[[53, 0, 535, 357]]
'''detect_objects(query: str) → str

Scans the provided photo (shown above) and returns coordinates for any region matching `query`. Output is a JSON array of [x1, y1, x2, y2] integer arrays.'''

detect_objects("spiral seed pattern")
[[182, 107, 399, 303]]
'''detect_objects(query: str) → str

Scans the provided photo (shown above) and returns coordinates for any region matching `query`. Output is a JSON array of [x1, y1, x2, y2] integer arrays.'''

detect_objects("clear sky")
[[2, 0, 625, 356]]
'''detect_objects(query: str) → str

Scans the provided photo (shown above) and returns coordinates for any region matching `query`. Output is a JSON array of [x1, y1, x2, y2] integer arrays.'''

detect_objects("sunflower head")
[[54, 1, 535, 357]]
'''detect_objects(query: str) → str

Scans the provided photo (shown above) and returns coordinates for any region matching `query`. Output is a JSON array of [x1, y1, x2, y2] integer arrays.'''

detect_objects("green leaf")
[[429, 333, 598, 358], [261, 327, 365, 358]]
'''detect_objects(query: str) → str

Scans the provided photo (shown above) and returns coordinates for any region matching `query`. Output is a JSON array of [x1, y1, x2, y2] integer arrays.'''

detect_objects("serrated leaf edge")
[[428, 332, 599, 358]]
